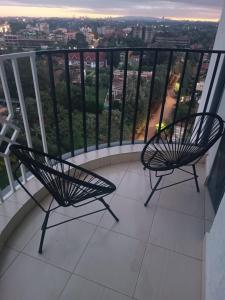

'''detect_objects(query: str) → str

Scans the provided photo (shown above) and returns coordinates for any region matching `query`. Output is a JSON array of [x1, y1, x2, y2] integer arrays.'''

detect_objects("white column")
[[199, 0, 225, 177], [204, 3, 225, 300]]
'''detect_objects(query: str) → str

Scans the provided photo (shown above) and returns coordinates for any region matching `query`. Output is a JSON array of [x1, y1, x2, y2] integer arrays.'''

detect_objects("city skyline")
[[0, 0, 223, 22]]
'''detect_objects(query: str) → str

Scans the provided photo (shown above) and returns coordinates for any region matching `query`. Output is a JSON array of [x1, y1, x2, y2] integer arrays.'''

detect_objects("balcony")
[[0, 47, 221, 300]]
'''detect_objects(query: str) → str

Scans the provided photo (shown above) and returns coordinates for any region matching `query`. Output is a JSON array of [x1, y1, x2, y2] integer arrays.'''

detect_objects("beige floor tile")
[[99, 194, 156, 242], [117, 171, 160, 205], [149, 207, 204, 259], [75, 227, 145, 296], [23, 213, 96, 272], [0, 253, 70, 300], [59, 274, 132, 300], [6, 206, 43, 251], [95, 163, 128, 187], [134, 244, 202, 300], [158, 183, 204, 218], [0, 247, 19, 277], [56, 193, 113, 226]]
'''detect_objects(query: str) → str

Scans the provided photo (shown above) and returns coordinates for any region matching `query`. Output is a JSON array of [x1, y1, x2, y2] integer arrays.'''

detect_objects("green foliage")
[[68, 33, 88, 49]]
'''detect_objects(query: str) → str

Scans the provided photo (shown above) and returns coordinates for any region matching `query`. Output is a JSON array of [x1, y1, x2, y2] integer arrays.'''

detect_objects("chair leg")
[[144, 176, 163, 207], [38, 211, 50, 254], [192, 165, 200, 193], [100, 198, 119, 222]]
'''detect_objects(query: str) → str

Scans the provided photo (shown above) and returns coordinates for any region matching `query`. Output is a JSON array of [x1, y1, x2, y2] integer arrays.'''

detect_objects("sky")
[[0, 0, 223, 21]]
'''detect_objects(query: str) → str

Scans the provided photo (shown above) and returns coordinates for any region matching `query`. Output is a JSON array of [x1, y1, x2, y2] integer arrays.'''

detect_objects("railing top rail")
[[1, 48, 225, 59], [0, 51, 36, 61], [35, 47, 225, 55]]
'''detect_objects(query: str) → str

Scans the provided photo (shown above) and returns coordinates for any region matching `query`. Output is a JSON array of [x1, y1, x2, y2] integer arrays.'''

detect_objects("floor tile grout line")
[[148, 204, 204, 262], [96, 222, 152, 244], [148, 240, 203, 262], [155, 203, 206, 222], [0, 249, 20, 280], [18, 250, 72, 274], [5, 215, 43, 254], [131, 190, 161, 298], [72, 272, 133, 299], [72, 223, 99, 273]]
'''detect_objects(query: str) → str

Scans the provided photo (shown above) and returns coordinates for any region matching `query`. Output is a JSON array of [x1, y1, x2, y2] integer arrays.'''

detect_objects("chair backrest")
[[10, 144, 115, 206], [142, 113, 224, 169]]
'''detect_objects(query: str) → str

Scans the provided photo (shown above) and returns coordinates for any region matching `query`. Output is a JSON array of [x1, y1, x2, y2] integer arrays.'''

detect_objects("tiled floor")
[[0, 161, 209, 300]]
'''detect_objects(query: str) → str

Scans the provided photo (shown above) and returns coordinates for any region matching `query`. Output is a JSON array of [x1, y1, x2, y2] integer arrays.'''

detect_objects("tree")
[[68, 33, 88, 49]]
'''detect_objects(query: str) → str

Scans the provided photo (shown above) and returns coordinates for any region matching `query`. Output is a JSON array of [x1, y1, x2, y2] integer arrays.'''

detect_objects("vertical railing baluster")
[[181, 52, 204, 145], [4, 156, 15, 192], [172, 51, 188, 124], [108, 51, 113, 147], [0, 61, 14, 120], [170, 51, 189, 142], [11, 58, 33, 149], [65, 52, 75, 156], [95, 51, 99, 150], [157, 50, 173, 137], [30, 54, 48, 154], [80, 51, 87, 152], [47, 53, 61, 156], [120, 50, 128, 145], [0, 187, 3, 203], [186, 52, 204, 118], [132, 50, 143, 144], [144, 50, 158, 142], [203, 52, 221, 113]]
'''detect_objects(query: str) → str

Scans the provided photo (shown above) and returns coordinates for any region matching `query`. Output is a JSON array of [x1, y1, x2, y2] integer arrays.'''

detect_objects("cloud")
[[0, 0, 223, 19], [0, 0, 223, 9]]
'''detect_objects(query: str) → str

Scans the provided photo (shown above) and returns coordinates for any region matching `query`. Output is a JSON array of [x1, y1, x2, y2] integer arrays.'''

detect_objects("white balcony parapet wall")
[[0, 144, 143, 251], [0, 51, 48, 200]]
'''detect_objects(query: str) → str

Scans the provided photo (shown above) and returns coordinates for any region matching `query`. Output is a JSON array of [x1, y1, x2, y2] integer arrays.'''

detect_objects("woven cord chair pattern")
[[141, 113, 224, 207], [10, 144, 119, 253]]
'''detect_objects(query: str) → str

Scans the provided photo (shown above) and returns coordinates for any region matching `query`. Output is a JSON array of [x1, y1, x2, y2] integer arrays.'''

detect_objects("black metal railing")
[[34, 47, 224, 158], [1, 46, 225, 198]]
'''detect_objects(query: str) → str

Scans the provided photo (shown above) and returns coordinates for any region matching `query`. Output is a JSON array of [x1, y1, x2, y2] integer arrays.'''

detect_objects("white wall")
[[199, 0, 225, 176], [205, 2, 225, 300], [206, 194, 225, 300]]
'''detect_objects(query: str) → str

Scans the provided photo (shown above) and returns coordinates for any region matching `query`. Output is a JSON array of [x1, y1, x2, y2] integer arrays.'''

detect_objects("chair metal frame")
[[141, 113, 224, 207], [10, 144, 119, 254]]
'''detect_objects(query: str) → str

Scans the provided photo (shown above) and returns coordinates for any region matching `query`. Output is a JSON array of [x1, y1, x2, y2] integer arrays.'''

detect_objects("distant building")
[[37, 23, 49, 34], [4, 34, 54, 49], [97, 26, 115, 37], [4, 34, 19, 47], [153, 35, 190, 48], [110, 70, 152, 102], [85, 32, 95, 45], [196, 81, 205, 92], [132, 26, 144, 40], [69, 52, 107, 68], [0, 22, 11, 34], [143, 27, 154, 45], [122, 27, 132, 36], [53, 28, 67, 34], [80, 26, 92, 35], [66, 31, 78, 41], [132, 25, 155, 45]]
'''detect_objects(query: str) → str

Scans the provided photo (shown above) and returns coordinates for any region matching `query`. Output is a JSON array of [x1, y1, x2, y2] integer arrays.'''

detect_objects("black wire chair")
[[141, 112, 224, 207], [10, 144, 119, 254]]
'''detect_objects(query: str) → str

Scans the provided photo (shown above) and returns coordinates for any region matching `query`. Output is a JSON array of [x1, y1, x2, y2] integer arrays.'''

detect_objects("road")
[[136, 88, 176, 140]]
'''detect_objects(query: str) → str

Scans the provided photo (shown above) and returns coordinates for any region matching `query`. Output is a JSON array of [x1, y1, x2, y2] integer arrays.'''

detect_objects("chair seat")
[[142, 143, 204, 171]]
